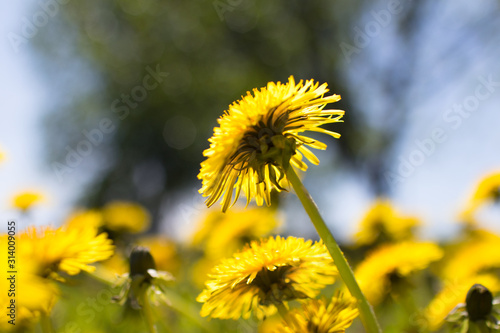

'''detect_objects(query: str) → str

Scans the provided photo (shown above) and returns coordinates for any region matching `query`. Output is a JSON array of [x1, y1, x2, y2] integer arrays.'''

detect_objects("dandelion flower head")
[[191, 207, 280, 259], [461, 171, 500, 224], [355, 241, 443, 305], [440, 230, 500, 281], [20, 224, 114, 278], [0, 235, 58, 331], [199, 76, 344, 211], [197, 236, 338, 320], [353, 199, 420, 246], [12, 191, 44, 211], [273, 293, 359, 333], [102, 201, 151, 233]]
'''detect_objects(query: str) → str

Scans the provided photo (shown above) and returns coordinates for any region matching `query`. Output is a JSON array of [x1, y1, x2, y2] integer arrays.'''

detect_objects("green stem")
[[141, 293, 158, 333], [286, 167, 381, 333], [39, 312, 54, 333]]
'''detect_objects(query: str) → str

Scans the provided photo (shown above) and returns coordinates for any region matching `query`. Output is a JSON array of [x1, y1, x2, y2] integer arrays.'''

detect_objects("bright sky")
[[2, 0, 499, 242], [0, 0, 77, 232], [314, 0, 500, 241]]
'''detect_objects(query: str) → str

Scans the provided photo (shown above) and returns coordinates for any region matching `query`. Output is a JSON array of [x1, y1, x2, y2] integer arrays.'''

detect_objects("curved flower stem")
[[141, 294, 158, 333], [285, 167, 381, 333], [39, 312, 54, 333]]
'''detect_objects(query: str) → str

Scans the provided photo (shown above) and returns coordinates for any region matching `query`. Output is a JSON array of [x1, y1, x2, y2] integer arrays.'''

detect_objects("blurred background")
[[1, 0, 500, 241]]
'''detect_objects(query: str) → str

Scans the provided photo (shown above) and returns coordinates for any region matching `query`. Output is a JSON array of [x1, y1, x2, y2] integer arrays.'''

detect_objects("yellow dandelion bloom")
[[440, 230, 500, 281], [273, 293, 359, 333], [12, 191, 44, 211], [353, 199, 421, 246], [0, 148, 5, 163], [423, 274, 500, 331], [65, 209, 103, 229], [102, 201, 151, 233], [199, 76, 344, 211], [191, 207, 280, 259], [197, 236, 338, 320], [19, 224, 114, 278], [355, 241, 443, 305], [0, 235, 58, 331], [461, 172, 500, 224]]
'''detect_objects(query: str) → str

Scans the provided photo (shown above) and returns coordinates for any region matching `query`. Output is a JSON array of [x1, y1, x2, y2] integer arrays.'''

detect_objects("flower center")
[[229, 110, 297, 185], [250, 265, 308, 305]]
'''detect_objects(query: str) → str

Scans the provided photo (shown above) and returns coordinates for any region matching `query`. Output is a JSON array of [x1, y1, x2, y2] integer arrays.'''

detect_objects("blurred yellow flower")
[[423, 274, 500, 331], [12, 191, 44, 211], [0, 148, 5, 163], [102, 201, 151, 233], [136, 236, 180, 276], [0, 235, 58, 331], [355, 241, 443, 305], [65, 209, 103, 229], [440, 230, 500, 281], [353, 199, 421, 247], [273, 293, 359, 333], [461, 171, 500, 224], [197, 236, 337, 320], [198, 76, 344, 212], [95, 252, 129, 282], [191, 207, 280, 259], [20, 223, 114, 278]]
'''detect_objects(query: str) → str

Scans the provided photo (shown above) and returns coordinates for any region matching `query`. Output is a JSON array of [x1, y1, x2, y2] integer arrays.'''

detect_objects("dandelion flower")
[[461, 172, 500, 224], [197, 236, 338, 320], [273, 293, 359, 333], [0, 235, 58, 331], [102, 201, 151, 233], [20, 224, 114, 278], [190, 208, 280, 288], [0, 274, 58, 331], [65, 209, 103, 229], [353, 199, 420, 246], [440, 230, 500, 281], [191, 207, 280, 259], [355, 241, 443, 305], [12, 191, 44, 211], [199, 76, 344, 211]]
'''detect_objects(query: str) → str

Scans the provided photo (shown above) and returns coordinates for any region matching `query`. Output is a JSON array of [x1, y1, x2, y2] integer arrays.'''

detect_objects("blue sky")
[[2, 0, 500, 242], [0, 0, 77, 231]]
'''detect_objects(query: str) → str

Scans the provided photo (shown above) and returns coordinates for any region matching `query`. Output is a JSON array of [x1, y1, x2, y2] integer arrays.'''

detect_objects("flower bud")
[[129, 246, 156, 278], [466, 284, 493, 321]]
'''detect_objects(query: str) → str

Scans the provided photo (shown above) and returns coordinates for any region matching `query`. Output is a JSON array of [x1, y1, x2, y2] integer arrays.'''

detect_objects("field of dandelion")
[[2, 1, 500, 333]]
